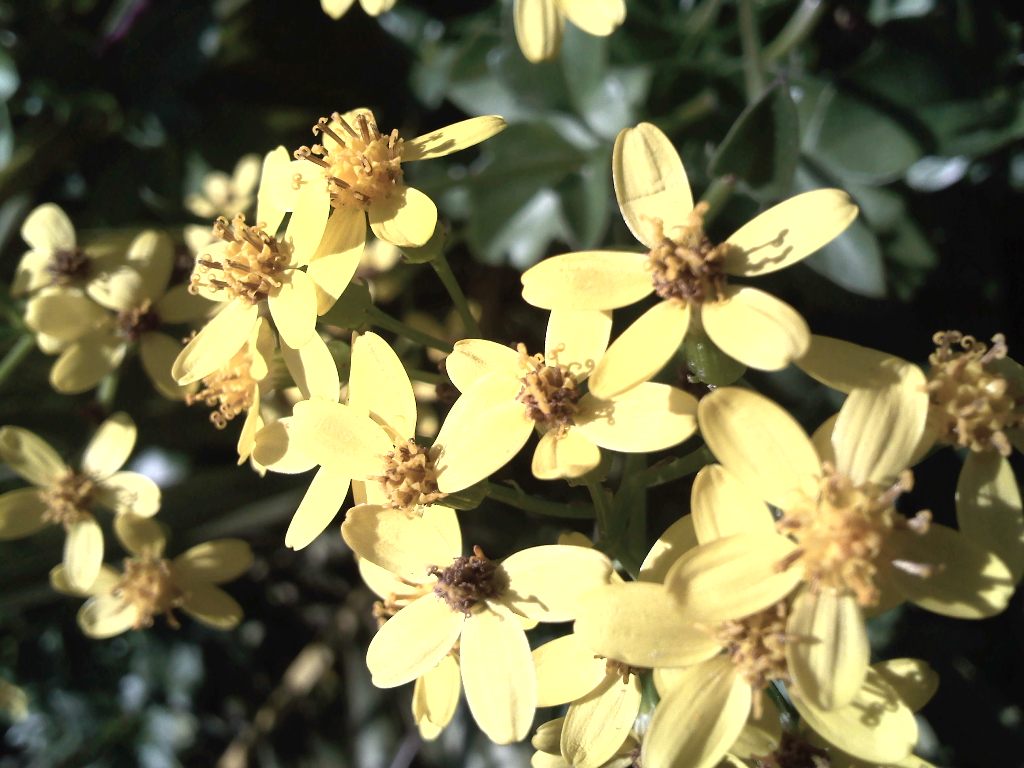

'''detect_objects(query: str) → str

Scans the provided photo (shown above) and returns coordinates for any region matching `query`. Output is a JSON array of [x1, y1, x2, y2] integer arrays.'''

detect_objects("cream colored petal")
[[404, 116, 508, 162], [545, 309, 612, 380], [413, 653, 461, 740], [368, 187, 437, 248], [51, 334, 126, 395], [114, 514, 166, 558], [52, 563, 119, 597], [65, 516, 104, 591], [514, 0, 564, 63], [613, 122, 694, 247], [588, 300, 690, 400], [701, 286, 809, 371], [642, 658, 750, 768], [156, 284, 212, 324], [639, 515, 698, 583], [21, 203, 75, 251], [433, 373, 533, 494], [731, 699, 783, 760], [78, 595, 137, 639], [887, 523, 1014, 619], [533, 633, 608, 706], [501, 545, 613, 622], [0, 489, 48, 540], [320, 0, 356, 19], [349, 331, 416, 438], [281, 333, 341, 403], [268, 270, 317, 349], [139, 333, 189, 400], [359, 0, 396, 14], [256, 146, 292, 234], [521, 251, 651, 311], [956, 451, 1024, 582], [307, 206, 365, 315], [665, 533, 802, 623], [82, 412, 135, 480], [173, 539, 253, 585], [367, 592, 464, 687], [573, 582, 720, 668], [445, 339, 521, 393], [531, 428, 601, 480], [559, 0, 626, 36], [697, 387, 820, 509], [125, 230, 174, 300], [532, 717, 564, 754], [12, 250, 54, 296], [576, 383, 698, 452], [691, 464, 775, 544], [183, 583, 244, 630], [251, 418, 318, 474], [723, 190, 858, 277], [87, 267, 145, 313], [25, 288, 109, 341], [787, 588, 869, 710], [811, 412, 839, 466], [290, 399, 393, 477], [342, 504, 461, 580], [94, 472, 161, 517], [562, 673, 641, 768], [792, 668, 917, 764], [797, 335, 909, 394], [357, 555, 408, 599], [873, 658, 938, 713], [285, 466, 351, 550], [172, 299, 259, 385], [236, 397, 262, 465], [0, 426, 67, 486], [832, 363, 928, 486], [284, 179, 330, 266]]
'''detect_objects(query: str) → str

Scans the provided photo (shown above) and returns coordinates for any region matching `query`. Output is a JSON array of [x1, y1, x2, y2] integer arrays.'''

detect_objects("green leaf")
[[805, 217, 887, 298], [320, 281, 372, 328]]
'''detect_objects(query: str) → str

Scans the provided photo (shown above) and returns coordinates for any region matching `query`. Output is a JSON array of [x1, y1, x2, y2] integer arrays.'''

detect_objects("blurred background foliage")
[[0, 0, 1022, 765]]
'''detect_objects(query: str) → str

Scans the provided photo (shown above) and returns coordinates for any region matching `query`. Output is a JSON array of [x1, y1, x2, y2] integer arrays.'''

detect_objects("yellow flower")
[[0, 413, 160, 591], [433, 309, 699, 492], [342, 505, 613, 743], [514, 0, 626, 63], [320, 0, 396, 19], [531, 716, 640, 768], [521, 122, 858, 398], [50, 514, 252, 637], [185, 153, 262, 219], [0, 679, 29, 722], [292, 108, 505, 251]]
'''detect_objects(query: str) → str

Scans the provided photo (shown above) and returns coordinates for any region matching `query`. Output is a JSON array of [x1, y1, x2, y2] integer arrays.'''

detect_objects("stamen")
[[46, 247, 92, 285], [429, 546, 508, 615], [39, 472, 95, 528], [188, 213, 290, 305], [645, 204, 730, 304], [116, 300, 161, 342], [186, 345, 258, 429], [715, 601, 795, 719], [374, 439, 446, 512], [514, 343, 581, 431], [114, 557, 186, 630]]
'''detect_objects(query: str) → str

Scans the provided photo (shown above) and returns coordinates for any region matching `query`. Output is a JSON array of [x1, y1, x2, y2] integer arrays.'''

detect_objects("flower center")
[[926, 331, 1023, 456], [429, 546, 508, 615], [754, 732, 831, 768], [375, 439, 445, 512], [186, 346, 258, 429], [604, 658, 645, 684], [715, 601, 793, 716], [295, 112, 405, 211], [39, 471, 95, 527], [189, 214, 291, 305], [47, 247, 91, 285], [114, 557, 186, 630], [515, 343, 581, 431], [777, 464, 932, 607], [645, 203, 729, 304], [116, 299, 161, 342]]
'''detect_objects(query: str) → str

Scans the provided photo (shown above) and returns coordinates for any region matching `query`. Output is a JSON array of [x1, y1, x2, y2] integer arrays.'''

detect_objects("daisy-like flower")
[[433, 309, 699, 492], [185, 154, 262, 220], [50, 514, 252, 637], [514, 0, 626, 63], [0, 413, 160, 590], [320, 0, 395, 19], [530, 716, 640, 768], [292, 108, 505, 251], [521, 123, 858, 399], [342, 505, 613, 743]]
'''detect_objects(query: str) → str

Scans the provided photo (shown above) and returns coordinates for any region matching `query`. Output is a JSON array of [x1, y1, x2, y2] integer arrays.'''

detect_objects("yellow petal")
[[366, 592, 464, 687], [532, 717, 565, 754], [559, 0, 626, 36], [445, 339, 521, 393], [576, 383, 698, 452], [290, 399, 393, 477], [172, 299, 259, 385], [792, 667, 917, 764], [65, 516, 104, 591], [665, 534, 802, 622], [873, 658, 939, 713], [320, 0, 356, 18], [691, 464, 775, 544], [173, 539, 253, 585], [404, 116, 508, 162], [349, 331, 416, 438], [413, 653, 461, 740], [701, 286, 809, 371], [731, 698, 783, 759], [573, 582, 720, 667], [956, 451, 1024, 582], [359, 0, 396, 14], [433, 373, 533, 493], [78, 595, 138, 639], [251, 418, 319, 474], [531, 428, 601, 480], [786, 588, 869, 710], [182, 583, 244, 630], [307, 206, 365, 315], [268, 270, 317, 349], [642, 658, 750, 768], [88, 267, 145, 313], [281, 333, 341, 402], [256, 146, 292, 234], [139, 333, 189, 400], [588, 300, 690, 400], [285, 466, 351, 550], [124, 230, 174, 300], [723, 190, 858, 276], [0, 489, 48, 540], [613, 123, 694, 247], [797, 334, 908, 393], [21, 203, 75, 251], [94, 472, 161, 517], [697, 387, 820, 509], [500, 544, 613, 622], [514, 0, 564, 63], [0, 426, 67, 486], [545, 309, 612, 380], [114, 513, 166, 558], [284, 176, 330, 264], [461, 604, 536, 744], [81, 412, 135, 480], [25, 288, 108, 341], [533, 633, 608, 707], [639, 515, 698, 584], [887, 523, 1014, 619], [12, 250, 54, 296], [358, 555, 408, 600], [562, 673, 641, 768], [368, 187, 437, 248], [156, 284, 212, 324], [521, 251, 651, 310], [52, 563, 120, 597], [832, 363, 928, 485], [810, 412, 839, 466], [342, 504, 462, 580], [51, 333, 126, 395]]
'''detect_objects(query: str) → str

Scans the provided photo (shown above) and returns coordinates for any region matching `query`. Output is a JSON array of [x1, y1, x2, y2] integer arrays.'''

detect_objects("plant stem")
[[586, 479, 614, 541], [431, 251, 481, 338], [767, 680, 801, 729], [485, 481, 594, 519], [635, 445, 714, 489], [762, 0, 827, 64], [365, 305, 453, 353], [405, 368, 444, 385], [738, 0, 766, 101], [700, 175, 737, 225], [659, 89, 719, 135], [0, 334, 34, 390]]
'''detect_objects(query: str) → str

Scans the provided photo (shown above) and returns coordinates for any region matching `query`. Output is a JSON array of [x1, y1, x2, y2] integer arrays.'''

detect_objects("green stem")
[[586, 479, 614, 542], [406, 368, 444, 385], [96, 372, 119, 412], [485, 481, 594, 519], [365, 305, 453, 353], [699, 175, 737, 226], [0, 334, 34, 390], [431, 252, 481, 338], [635, 445, 714, 489], [767, 680, 800, 729], [738, 0, 766, 101], [762, 0, 827, 64], [658, 89, 719, 135]]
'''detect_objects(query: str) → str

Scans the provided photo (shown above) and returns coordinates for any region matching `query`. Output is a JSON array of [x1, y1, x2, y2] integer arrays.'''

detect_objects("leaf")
[[467, 187, 572, 268]]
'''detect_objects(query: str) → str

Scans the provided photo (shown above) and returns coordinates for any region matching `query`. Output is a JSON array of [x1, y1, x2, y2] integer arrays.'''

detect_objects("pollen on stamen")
[[429, 546, 508, 615], [374, 439, 445, 513], [39, 472, 95, 528], [114, 557, 186, 630], [715, 601, 795, 718], [188, 214, 290, 305], [186, 346, 258, 429], [514, 343, 582, 432], [645, 203, 730, 304]]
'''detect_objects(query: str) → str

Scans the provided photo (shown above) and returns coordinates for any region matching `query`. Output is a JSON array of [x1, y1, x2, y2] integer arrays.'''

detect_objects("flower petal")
[[873, 658, 939, 713], [701, 286, 809, 371], [956, 451, 1024, 582], [52, 563, 119, 597], [562, 673, 641, 768], [50, 333, 126, 395], [445, 339, 521, 393], [500, 545, 613, 622], [639, 515, 698, 584], [183, 583, 244, 630], [531, 428, 601, 480], [139, 333, 189, 400], [281, 333, 341, 403], [613, 123, 694, 247], [320, 0, 356, 19], [545, 309, 612, 380], [691, 464, 775, 544], [0, 489, 48, 540], [514, 0, 564, 62], [173, 539, 253, 585], [172, 299, 259, 385], [576, 383, 697, 453], [722, 190, 858, 276], [307, 206, 365, 315], [256, 146, 293, 234], [533, 633, 608, 707], [285, 466, 352, 550], [349, 331, 416, 438], [291, 399, 393, 477], [82, 412, 135, 480], [368, 187, 437, 248], [251, 418, 318, 474], [114, 514, 166, 558], [25, 288, 108, 342], [155, 284, 212, 324], [413, 653, 461, 740], [0, 426, 67, 486], [65, 516, 104, 591], [559, 0, 626, 36], [268, 270, 318, 349], [342, 504, 462, 580], [366, 592, 464, 688], [404, 116, 508, 162], [21, 203, 75, 252], [94, 472, 161, 517], [521, 252, 651, 310], [284, 175, 330, 264], [588, 300, 690, 400], [78, 595, 137, 639], [797, 334, 908, 393]]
